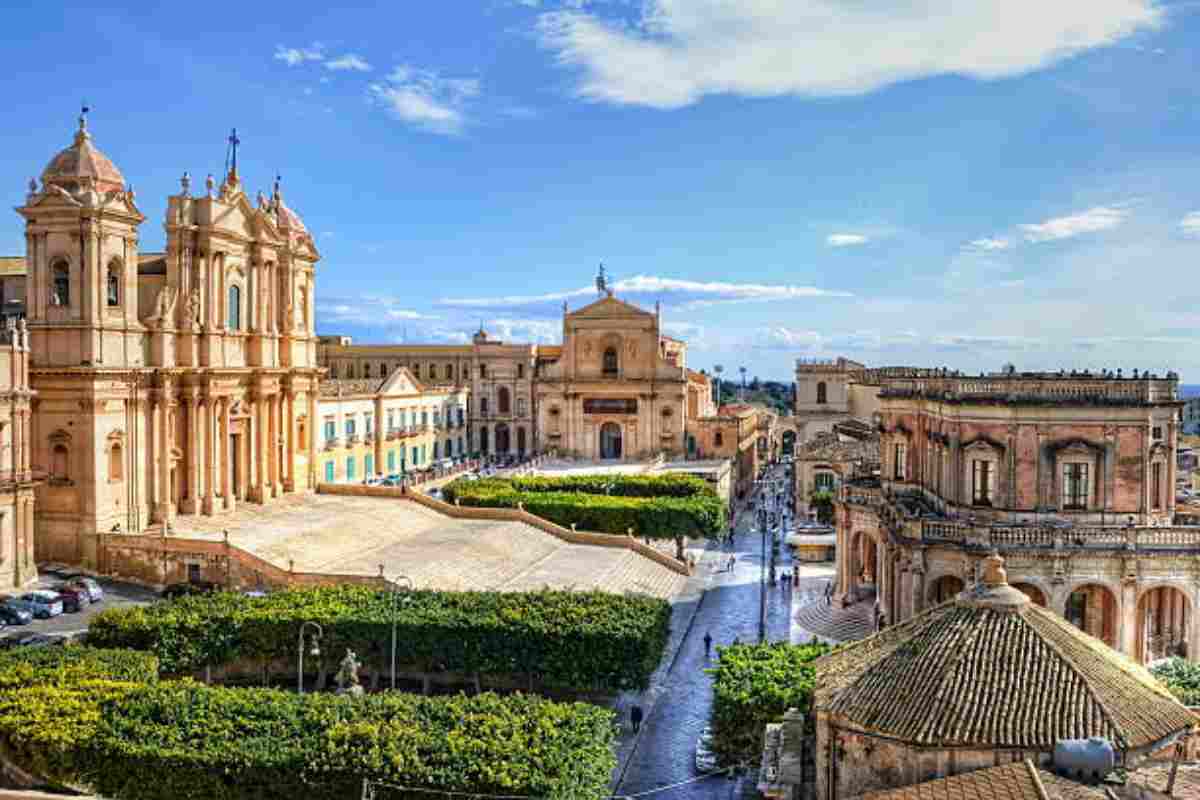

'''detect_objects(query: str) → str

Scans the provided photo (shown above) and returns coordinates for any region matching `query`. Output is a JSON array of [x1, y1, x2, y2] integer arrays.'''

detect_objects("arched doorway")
[[498, 387, 511, 415], [1012, 582, 1047, 607], [479, 426, 489, 455], [599, 423, 622, 459], [1138, 586, 1191, 663], [849, 532, 879, 592], [495, 423, 511, 455], [782, 430, 796, 456], [929, 575, 964, 605], [517, 427, 527, 457], [1066, 584, 1118, 648]]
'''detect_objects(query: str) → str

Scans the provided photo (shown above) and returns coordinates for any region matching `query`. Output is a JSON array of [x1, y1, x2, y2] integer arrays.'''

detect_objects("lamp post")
[[297, 621, 322, 694], [754, 478, 768, 642], [387, 574, 413, 690]]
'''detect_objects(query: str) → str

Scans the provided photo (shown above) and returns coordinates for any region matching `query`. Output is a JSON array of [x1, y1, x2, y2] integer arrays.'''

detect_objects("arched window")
[[106, 261, 121, 307], [228, 284, 242, 330], [445, 364, 453, 380], [109, 443, 124, 481], [603, 347, 619, 376], [51, 259, 70, 306], [517, 398, 527, 416], [715, 432, 724, 448], [816, 381, 827, 405], [51, 444, 69, 481], [380, 363, 388, 378], [480, 396, 489, 415], [299, 287, 309, 330], [498, 387, 511, 415]]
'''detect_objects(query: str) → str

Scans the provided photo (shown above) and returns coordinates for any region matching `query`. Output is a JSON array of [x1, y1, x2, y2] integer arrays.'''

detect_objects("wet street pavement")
[[613, 463, 797, 800]]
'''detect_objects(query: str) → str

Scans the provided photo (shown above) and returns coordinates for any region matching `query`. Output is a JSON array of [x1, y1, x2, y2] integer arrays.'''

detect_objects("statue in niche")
[[335, 649, 363, 696], [285, 303, 296, 331], [627, 340, 638, 360], [186, 288, 201, 326], [148, 286, 177, 326]]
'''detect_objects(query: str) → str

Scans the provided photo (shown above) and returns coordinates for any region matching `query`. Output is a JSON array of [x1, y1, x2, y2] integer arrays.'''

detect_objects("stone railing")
[[317, 482, 691, 576], [912, 519, 1200, 551], [878, 374, 1176, 404]]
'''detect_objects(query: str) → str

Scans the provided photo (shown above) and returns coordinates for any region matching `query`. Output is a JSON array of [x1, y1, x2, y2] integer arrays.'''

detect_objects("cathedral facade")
[[16, 114, 321, 567]]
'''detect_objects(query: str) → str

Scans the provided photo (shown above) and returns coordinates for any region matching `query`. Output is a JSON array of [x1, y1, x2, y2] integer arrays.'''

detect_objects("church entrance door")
[[495, 424, 511, 455], [599, 423, 622, 460]]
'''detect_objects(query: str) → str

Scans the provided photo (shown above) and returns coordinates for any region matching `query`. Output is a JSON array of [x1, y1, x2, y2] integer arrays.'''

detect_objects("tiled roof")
[[815, 558, 1196, 752], [796, 431, 879, 464], [853, 760, 1047, 799], [319, 378, 384, 397]]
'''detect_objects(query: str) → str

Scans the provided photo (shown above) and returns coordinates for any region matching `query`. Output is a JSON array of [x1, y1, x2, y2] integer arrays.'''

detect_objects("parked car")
[[1, 633, 64, 650], [0, 601, 33, 626], [12, 591, 64, 619], [365, 476, 383, 487], [53, 585, 90, 613], [695, 726, 719, 773], [426, 488, 443, 500], [161, 580, 221, 600], [63, 576, 104, 604]]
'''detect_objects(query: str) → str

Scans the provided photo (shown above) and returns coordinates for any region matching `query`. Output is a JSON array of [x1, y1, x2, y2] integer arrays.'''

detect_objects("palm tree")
[[713, 364, 724, 407], [739, 366, 748, 399]]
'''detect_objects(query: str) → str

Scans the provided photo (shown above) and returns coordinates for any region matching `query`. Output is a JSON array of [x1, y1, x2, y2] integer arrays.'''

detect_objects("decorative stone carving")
[[335, 649, 363, 696]]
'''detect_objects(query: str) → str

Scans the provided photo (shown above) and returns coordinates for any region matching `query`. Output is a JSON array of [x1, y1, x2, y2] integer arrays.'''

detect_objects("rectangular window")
[[893, 443, 906, 480], [421, 411, 429, 428], [346, 456, 357, 481], [345, 418, 356, 437], [323, 420, 336, 442], [1062, 463, 1090, 510], [972, 460, 993, 506], [411, 447, 418, 465], [387, 450, 396, 471], [518, 364, 525, 379], [365, 415, 373, 436], [365, 454, 374, 476], [1152, 462, 1163, 510], [1152, 426, 1163, 441], [324, 461, 335, 483]]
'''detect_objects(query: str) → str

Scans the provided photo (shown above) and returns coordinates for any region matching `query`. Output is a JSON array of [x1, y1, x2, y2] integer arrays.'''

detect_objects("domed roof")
[[270, 177, 308, 238], [41, 112, 125, 194], [814, 554, 1196, 752]]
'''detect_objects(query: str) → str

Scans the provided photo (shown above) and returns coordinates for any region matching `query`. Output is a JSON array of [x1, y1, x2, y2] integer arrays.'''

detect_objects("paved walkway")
[[169, 494, 686, 598], [791, 584, 875, 645]]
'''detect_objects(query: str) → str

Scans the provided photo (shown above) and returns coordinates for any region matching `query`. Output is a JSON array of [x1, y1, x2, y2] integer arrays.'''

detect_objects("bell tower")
[[16, 108, 145, 367]]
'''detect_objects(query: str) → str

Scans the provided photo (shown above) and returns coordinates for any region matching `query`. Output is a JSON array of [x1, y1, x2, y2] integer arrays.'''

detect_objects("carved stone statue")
[[148, 286, 178, 325], [186, 288, 201, 326], [285, 303, 296, 331], [335, 648, 363, 696]]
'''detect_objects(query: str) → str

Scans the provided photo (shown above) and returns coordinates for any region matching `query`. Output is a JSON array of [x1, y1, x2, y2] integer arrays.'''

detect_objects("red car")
[[52, 585, 90, 613]]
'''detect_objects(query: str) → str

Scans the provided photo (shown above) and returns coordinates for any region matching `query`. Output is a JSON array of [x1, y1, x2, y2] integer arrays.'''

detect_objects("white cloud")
[[535, 1, 1161, 109], [966, 237, 1011, 251], [274, 43, 324, 67], [437, 274, 851, 313], [826, 233, 868, 248], [317, 296, 439, 327], [1020, 206, 1129, 242], [325, 54, 372, 72], [1181, 212, 1200, 237], [368, 66, 482, 135]]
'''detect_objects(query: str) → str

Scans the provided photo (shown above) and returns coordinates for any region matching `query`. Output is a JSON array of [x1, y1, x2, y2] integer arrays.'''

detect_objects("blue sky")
[[3, 1, 1200, 381]]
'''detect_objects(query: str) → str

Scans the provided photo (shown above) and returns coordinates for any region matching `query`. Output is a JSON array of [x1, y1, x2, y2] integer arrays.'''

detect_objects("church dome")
[[814, 553, 1195, 752], [41, 112, 125, 194], [270, 177, 309, 240]]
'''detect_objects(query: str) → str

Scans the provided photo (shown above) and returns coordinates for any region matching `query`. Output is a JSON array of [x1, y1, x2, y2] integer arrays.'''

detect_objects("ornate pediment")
[[568, 294, 653, 321], [963, 436, 1005, 455]]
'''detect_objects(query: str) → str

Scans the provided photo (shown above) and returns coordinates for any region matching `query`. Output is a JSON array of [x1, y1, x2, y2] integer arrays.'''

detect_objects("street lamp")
[[387, 574, 413, 690], [297, 621, 323, 694]]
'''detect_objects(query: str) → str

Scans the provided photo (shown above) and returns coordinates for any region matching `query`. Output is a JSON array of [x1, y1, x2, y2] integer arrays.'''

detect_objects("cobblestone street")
[[612, 462, 799, 800]]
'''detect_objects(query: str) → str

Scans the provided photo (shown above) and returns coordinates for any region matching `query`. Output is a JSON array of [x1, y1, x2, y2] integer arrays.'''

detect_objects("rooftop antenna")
[[79, 101, 90, 134], [596, 263, 610, 296]]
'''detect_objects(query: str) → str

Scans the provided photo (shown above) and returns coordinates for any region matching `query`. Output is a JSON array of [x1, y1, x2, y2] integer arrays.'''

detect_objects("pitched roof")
[[853, 760, 1048, 800], [567, 293, 653, 320], [815, 554, 1197, 752]]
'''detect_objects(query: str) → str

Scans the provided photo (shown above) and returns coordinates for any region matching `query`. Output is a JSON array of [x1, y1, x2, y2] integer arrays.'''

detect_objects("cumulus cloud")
[[826, 233, 868, 248], [966, 237, 1011, 251], [752, 327, 1042, 353], [1181, 212, 1200, 237], [535, 1, 1161, 108], [274, 43, 324, 67], [437, 274, 851, 315], [317, 296, 440, 327], [368, 65, 481, 135], [325, 54, 372, 72], [1020, 206, 1129, 243]]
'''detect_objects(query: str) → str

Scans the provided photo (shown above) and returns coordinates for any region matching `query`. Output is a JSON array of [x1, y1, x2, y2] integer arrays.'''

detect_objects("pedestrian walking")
[[630, 705, 643, 733], [824, 581, 832, 606], [731, 554, 737, 570], [703, 631, 713, 656]]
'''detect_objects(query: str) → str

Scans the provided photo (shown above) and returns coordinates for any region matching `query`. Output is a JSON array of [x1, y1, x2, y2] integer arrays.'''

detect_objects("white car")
[[695, 726, 719, 773]]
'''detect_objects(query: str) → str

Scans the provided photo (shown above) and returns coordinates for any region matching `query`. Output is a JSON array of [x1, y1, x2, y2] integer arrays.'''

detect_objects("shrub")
[[707, 641, 830, 764], [1151, 657, 1200, 706], [442, 475, 727, 541], [0, 646, 158, 690], [0, 682, 616, 800], [87, 586, 671, 691]]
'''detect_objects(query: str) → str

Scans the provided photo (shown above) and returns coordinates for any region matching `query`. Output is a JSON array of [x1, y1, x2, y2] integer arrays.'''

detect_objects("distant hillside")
[[1182, 385, 1200, 399]]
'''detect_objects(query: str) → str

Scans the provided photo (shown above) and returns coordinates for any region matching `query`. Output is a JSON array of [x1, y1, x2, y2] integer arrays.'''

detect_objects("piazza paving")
[[168, 493, 686, 599]]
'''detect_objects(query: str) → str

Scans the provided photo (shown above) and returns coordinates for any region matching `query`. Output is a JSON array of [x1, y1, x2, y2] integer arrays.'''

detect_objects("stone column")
[[283, 389, 295, 492], [204, 398, 216, 514], [1119, 580, 1138, 661], [157, 386, 174, 525], [308, 388, 318, 491], [255, 392, 268, 502], [185, 394, 201, 514], [374, 395, 385, 478], [221, 397, 234, 511]]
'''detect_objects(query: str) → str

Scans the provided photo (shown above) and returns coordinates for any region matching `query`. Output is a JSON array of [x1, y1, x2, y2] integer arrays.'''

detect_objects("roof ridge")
[[1018, 608, 1126, 750], [912, 605, 996, 744], [1024, 758, 1051, 800]]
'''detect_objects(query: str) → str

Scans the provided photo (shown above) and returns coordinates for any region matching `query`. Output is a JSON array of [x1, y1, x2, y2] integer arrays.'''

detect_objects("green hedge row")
[[501, 473, 713, 498], [0, 680, 616, 800], [442, 477, 727, 540], [0, 646, 158, 690], [87, 586, 671, 691], [707, 641, 830, 764], [1151, 657, 1200, 706]]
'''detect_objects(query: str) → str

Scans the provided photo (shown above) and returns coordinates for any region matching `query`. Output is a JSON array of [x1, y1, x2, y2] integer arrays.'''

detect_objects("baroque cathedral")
[[15, 112, 321, 569]]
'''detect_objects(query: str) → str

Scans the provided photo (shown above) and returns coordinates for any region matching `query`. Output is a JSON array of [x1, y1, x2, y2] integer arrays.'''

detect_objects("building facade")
[[0, 322, 37, 589], [836, 368, 1196, 665], [16, 114, 321, 568], [316, 368, 469, 482]]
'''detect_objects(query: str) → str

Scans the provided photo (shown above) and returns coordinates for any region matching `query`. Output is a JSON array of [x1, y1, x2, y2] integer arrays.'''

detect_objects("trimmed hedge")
[[1151, 657, 1200, 706], [0, 646, 158, 690], [87, 586, 671, 691], [707, 641, 830, 764], [442, 476, 727, 540], [0, 682, 616, 800]]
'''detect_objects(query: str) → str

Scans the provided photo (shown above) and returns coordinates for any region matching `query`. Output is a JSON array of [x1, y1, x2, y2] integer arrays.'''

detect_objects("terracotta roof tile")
[[815, 582, 1196, 751], [854, 760, 1048, 799]]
